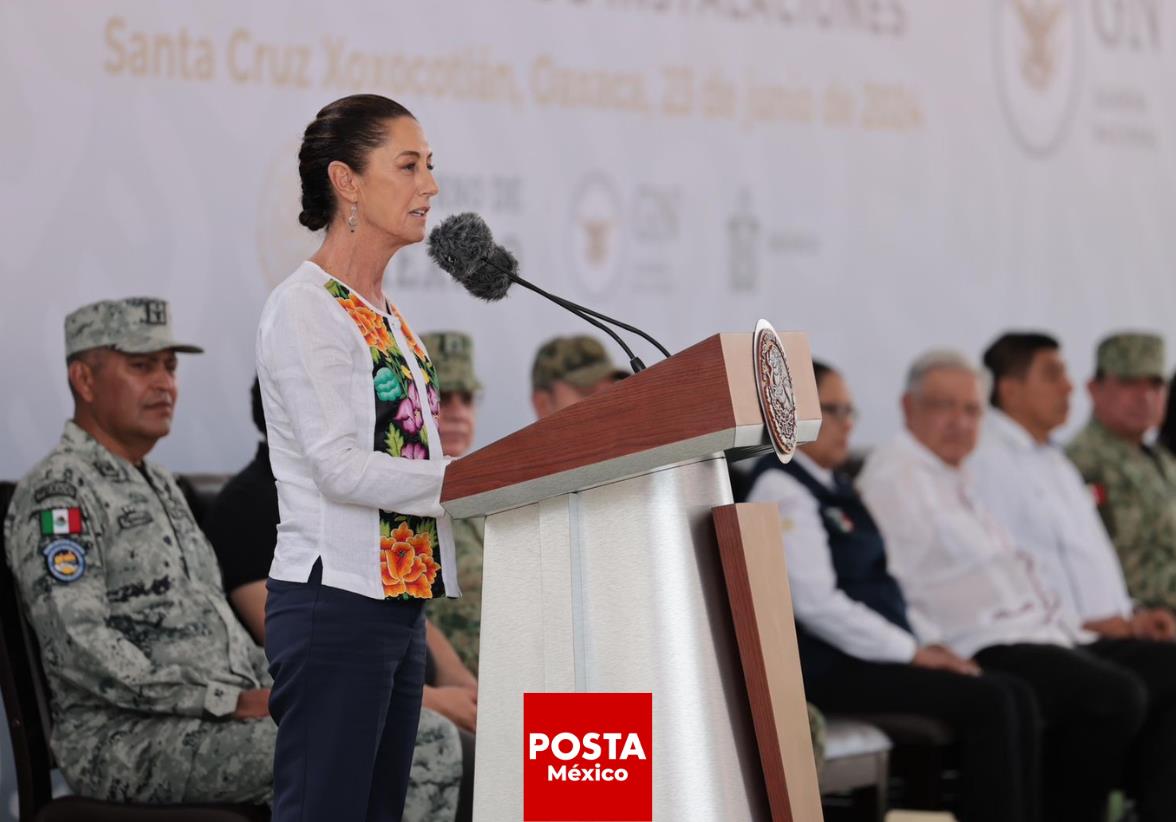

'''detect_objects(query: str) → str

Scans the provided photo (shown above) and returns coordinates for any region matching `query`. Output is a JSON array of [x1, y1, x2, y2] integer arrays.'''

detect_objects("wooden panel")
[[443, 334, 740, 504], [780, 331, 820, 426], [721, 333, 764, 429], [712, 503, 823, 822]]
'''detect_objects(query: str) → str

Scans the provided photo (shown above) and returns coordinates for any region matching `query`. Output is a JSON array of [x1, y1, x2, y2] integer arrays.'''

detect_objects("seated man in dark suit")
[[203, 378, 473, 822], [746, 361, 1039, 822]]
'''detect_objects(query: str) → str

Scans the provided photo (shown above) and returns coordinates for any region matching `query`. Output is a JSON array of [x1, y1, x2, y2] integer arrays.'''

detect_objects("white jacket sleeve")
[[258, 283, 446, 517], [747, 470, 918, 663]]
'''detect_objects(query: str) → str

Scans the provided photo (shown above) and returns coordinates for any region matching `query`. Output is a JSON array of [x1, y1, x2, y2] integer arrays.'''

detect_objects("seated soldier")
[[1162, 366, 1176, 454], [747, 360, 1039, 822], [530, 335, 628, 419], [203, 377, 471, 822], [2, 298, 272, 804], [419, 331, 484, 677], [859, 349, 1171, 822], [1066, 333, 1176, 614]]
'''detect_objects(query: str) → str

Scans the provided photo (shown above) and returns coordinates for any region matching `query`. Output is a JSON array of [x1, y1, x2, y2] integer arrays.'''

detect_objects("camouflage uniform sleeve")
[[1066, 443, 1117, 542], [4, 476, 241, 718], [250, 642, 273, 688]]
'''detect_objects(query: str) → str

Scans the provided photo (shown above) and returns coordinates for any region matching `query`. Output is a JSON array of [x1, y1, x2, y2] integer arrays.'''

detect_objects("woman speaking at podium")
[[255, 94, 459, 821]]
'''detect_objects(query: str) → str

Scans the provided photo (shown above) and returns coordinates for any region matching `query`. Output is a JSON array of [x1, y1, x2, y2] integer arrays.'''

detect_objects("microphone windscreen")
[[427, 213, 495, 282], [464, 247, 514, 302], [487, 243, 519, 277]]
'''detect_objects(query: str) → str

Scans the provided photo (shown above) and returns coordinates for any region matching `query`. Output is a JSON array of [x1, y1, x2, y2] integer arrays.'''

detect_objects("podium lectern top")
[[441, 332, 819, 519]]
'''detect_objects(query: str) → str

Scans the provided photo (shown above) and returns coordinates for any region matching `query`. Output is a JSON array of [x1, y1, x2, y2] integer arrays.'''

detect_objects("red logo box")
[[523, 692, 653, 821]]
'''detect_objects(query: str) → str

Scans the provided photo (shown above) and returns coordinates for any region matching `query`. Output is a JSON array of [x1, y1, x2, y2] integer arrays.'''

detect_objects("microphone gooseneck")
[[427, 212, 670, 373], [511, 274, 671, 359], [465, 246, 647, 372], [503, 269, 646, 374]]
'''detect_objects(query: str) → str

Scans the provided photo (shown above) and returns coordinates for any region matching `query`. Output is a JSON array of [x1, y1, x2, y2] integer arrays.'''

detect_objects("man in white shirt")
[[747, 361, 1038, 822], [971, 331, 1176, 821], [859, 350, 1150, 822]]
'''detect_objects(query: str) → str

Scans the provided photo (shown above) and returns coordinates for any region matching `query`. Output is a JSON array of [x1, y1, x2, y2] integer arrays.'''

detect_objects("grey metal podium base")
[[472, 456, 770, 821]]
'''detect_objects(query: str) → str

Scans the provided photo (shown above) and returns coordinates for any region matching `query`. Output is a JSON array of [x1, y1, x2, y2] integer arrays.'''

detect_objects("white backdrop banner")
[[1, 0, 1174, 480]]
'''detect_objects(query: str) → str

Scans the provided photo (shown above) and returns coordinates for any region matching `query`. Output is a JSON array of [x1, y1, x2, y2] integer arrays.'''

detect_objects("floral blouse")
[[324, 279, 447, 600], [257, 262, 455, 601]]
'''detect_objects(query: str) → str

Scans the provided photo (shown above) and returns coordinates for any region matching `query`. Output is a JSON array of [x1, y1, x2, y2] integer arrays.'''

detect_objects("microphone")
[[427, 214, 671, 372], [425, 212, 498, 292]]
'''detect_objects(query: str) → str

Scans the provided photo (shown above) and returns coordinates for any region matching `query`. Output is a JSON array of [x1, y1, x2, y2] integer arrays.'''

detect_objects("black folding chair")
[[0, 481, 269, 822]]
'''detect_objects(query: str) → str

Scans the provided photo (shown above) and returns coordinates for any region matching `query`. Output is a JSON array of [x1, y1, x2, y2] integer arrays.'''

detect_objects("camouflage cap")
[[531, 335, 628, 392], [1096, 332, 1165, 380], [421, 331, 482, 394], [64, 297, 203, 358]]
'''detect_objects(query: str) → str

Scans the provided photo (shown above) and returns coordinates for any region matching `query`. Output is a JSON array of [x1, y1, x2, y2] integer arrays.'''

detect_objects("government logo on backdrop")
[[524, 692, 653, 821], [727, 189, 760, 293], [568, 173, 623, 296], [994, 0, 1081, 156]]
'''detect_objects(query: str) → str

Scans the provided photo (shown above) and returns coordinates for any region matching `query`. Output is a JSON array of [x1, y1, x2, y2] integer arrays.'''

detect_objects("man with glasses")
[[746, 360, 1040, 822], [859, 349, 1155, 822]]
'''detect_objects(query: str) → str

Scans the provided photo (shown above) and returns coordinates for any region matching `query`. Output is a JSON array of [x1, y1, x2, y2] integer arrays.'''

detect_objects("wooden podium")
[[441, 332, 824, 821]]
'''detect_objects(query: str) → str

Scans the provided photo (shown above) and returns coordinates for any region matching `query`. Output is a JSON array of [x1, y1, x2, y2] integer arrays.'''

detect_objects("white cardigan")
[[256, 261, 457, 600]]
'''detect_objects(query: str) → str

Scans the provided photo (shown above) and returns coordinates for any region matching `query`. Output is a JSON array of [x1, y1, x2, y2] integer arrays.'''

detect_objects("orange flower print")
[[389, 305, 429, 365], [338, 296, 393, 351], [380, 522, 438, 599]]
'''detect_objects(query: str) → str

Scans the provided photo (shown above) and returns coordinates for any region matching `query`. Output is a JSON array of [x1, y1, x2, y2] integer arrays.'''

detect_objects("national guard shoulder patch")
[[33, 480, 78, 504], [42, 539, 87, 583], [39, 507, 83, 536]]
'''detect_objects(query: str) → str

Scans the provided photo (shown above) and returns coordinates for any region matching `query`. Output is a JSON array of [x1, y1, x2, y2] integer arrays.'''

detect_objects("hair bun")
[[296, 94, 415, 234], [298, 208, 328, 232]]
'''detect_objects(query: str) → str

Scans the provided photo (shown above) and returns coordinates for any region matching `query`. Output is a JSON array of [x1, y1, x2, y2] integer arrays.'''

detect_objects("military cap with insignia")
[[421, 331, 482, 394], [531, 335, 629, 392], [64, 297, 203, 359], [1096, 332, 1165, 380]]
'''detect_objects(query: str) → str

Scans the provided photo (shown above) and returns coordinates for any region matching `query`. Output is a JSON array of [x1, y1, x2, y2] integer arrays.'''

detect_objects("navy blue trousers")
[[266, 562, 426, 822]]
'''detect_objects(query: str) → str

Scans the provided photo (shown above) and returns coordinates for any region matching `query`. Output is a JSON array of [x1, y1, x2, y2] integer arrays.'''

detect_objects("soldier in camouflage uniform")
[[421, 332, 484, 676], [403, 708, 462, 822], [806, 703, 826, 776], [530, 335, 629, 419], [1067, 332, 1176, 613], [2, 298, 273, 804]]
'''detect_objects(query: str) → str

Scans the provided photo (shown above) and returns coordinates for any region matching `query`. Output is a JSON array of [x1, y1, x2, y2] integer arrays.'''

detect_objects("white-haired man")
[[859, 350, 1155, 822]]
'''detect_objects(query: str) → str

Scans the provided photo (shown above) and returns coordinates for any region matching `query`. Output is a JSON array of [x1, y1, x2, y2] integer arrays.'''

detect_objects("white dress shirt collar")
[[894, 428, 967, 481], [794, 450, 836, 491], [985, 407, 1049, 453]]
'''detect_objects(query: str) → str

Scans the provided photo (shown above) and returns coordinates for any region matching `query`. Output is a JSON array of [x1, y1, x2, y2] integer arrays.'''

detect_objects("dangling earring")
[[346, 203, 359, 233]]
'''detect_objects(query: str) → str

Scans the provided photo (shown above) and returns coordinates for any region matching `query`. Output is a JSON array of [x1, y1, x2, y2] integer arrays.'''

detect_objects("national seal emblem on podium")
[[753, 319, 798, 463]]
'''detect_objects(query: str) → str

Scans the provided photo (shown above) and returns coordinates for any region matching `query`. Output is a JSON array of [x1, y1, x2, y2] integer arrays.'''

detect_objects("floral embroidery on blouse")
[[325, 279, 444, 600]]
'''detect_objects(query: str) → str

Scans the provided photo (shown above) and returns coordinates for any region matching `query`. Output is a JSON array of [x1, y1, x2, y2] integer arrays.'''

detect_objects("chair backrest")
[[0, 480, 58, 820]]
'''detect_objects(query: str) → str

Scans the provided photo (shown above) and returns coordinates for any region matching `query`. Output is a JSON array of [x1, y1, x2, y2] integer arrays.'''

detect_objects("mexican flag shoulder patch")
[[40, 507, 83, 536]]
